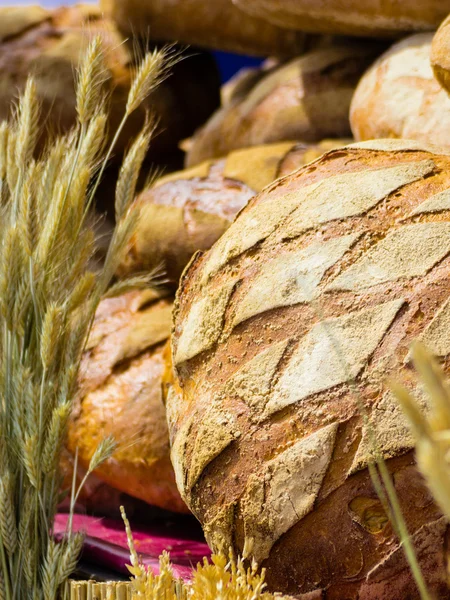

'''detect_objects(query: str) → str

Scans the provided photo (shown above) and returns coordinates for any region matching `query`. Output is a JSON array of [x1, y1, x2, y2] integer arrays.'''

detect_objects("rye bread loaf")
[[168, 139, 450, 598], [0, 4, 219, 160], [118, 142, 300, 284], [100, 0, 306, 58], [186, 43, 380, 168], [232, 0, 450, 38], [350, 34, 450, 149], [67, 289, 188, 514], [431, 15, 450, 94]]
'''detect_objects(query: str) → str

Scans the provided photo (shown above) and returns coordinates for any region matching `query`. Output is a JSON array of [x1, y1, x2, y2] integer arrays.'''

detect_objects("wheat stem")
[[0, 541, 11, 600]]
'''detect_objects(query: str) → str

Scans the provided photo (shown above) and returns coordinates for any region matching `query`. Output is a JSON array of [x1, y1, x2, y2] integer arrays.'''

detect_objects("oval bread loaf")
[[232, 0, 450, 38], [431, 14, 450, 94], [186, 43, 381, 167], [168, 139, 450, 598], [68, 290, 188, 514], [100, 0, 306, 58]]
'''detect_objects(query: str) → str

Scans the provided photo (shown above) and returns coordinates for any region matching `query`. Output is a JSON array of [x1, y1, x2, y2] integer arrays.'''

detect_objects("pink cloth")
[[54, 513, 211, 580]]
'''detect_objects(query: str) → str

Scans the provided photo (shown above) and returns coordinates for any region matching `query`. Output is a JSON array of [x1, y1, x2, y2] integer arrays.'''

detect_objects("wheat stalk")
[[119, 507, 275, 600], [391, 342, 450, 523], [0, 31, 169, 600]]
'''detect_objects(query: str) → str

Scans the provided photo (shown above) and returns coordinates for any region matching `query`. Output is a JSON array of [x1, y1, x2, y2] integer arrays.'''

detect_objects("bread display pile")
[[5, 0, 450, 596]]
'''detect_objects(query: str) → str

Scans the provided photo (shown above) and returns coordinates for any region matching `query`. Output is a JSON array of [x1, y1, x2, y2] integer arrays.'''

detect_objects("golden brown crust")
[[431, 15, 450, 94], [68, 290, 188, 514], [117, 142, 297, 284], [350, 34, 450, 149], [277, 139, 353, 178], [0, 4, 220, 160], [101, 0, 306, 57], [233, 0, 450, 37], [168, 141, 450, 596], [186, 43, 381, 167]]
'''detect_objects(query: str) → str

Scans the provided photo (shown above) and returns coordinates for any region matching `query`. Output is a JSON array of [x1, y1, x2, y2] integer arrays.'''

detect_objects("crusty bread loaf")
[[220, 61, 277, 108], [350, 34, 450, 149], [118, 142, 300, 284], [232, 0, 450, 37], [100, 0, 305, 57], [186, 43, 380, 167], [168, 140, 450, 597], [0, 4, 219, 160], [67, 290, 188, 514], [431, 15, 450, 94]]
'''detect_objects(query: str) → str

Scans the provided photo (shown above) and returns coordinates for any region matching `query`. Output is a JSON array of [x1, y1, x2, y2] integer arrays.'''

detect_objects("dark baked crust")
[[100, 0, 306, 57], [233, 0, 450, 37]]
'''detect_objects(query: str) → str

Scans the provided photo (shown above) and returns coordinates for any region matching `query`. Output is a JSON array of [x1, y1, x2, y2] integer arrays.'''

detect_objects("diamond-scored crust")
[[168, 141, 450, 597]]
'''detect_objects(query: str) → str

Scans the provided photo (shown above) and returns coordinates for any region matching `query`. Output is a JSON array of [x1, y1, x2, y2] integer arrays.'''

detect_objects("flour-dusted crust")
[[186, 43, 380, 167], [350, 34, 450, 150], [168, 142, 450, 597], [232, 0, 450, 37], [68, 290, 188, 514]]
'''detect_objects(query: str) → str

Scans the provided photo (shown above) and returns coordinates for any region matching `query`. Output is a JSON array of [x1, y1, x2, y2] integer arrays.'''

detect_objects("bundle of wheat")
[[0, 28, 174, 597]]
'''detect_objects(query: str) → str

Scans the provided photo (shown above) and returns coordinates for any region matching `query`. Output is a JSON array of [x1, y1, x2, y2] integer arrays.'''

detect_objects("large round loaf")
[[0, 4, 220, 160], [186, 43, 380, 167], [68, 290, 188, 514], [118, 142, 303, 284], [100, 0, 305, 58], [350, 34, 450, 149], [168, 139, 450, 598], [232, 0, 450, 37]]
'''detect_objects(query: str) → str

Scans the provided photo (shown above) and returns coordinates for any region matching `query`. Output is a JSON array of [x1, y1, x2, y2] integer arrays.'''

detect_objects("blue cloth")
[[212, 51, 264, 83]]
